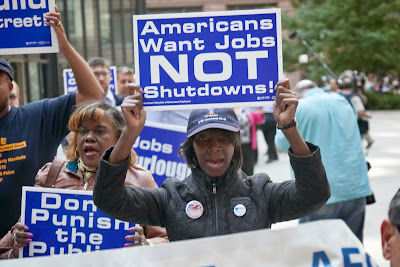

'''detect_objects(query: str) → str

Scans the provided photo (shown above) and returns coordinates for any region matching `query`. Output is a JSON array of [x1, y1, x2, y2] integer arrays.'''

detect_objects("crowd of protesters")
[[0, 4, 395, 266]]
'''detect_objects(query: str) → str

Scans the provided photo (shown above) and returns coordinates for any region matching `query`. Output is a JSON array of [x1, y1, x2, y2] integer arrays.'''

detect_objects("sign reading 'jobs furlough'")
[[133, 9, 283, 111], [0, 0, 59, 55], [134, 121, 190, 186]]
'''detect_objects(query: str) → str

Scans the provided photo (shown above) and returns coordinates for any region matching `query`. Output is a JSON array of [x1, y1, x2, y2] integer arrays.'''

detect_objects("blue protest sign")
[[20, 187, 135, 258], [133, 9, 282, 111], [63, 66, 118, 95], [0, 0, 58, 55], [133, 121, 190, 186]]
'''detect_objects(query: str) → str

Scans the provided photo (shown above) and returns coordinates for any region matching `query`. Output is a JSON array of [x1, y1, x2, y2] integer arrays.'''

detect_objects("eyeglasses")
[[93, 72, 110, 78]]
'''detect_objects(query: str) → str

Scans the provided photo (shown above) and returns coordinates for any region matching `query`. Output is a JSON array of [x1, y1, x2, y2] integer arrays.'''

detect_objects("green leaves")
[[283, 0, 400, 80]]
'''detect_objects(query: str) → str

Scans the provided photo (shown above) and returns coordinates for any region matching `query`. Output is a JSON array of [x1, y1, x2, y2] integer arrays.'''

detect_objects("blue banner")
[[134, 121, 190, 186], [20, 187, 135, 258], [63, 66, 118, 94], [0, 0, 58, 55], [133, 9, 282, 110]]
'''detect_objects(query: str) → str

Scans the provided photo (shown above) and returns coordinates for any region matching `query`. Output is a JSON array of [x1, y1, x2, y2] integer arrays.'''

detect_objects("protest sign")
[[20, 186, 135, 258], [133, 9, 283, 111], [134, 121, 190, 186], [63, 66, 118, 95], [0, 0, 58, 55], [4, 220, 378, 266]]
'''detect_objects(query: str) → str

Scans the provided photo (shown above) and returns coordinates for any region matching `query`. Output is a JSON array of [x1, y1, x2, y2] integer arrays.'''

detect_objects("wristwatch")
[[276, 118, 298, 130]]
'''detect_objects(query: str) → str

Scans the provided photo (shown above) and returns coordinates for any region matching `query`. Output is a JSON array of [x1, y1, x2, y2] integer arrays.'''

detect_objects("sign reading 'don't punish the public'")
[[133, 9, 283, 111], [20, 187, 135, 258], [0, 0, 59, 55]]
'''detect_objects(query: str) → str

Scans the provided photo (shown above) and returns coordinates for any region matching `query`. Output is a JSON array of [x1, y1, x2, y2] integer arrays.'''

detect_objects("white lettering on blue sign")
[[29, 242, 101, 256], [0, 0, 47, 11], [148, 51, 269, 84], [144, 83, 267, 99], [22, 188, 136, 258], [140, 18, 273, 36], [134, 10, 282, 110], [133, 136, 173, 154], [136, 155, 190, 181], [0, 14, 45, 28]]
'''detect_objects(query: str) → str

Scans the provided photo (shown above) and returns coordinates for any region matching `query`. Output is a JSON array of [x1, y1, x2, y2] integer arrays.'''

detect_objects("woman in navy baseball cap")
[[93, 80, 330, 241]]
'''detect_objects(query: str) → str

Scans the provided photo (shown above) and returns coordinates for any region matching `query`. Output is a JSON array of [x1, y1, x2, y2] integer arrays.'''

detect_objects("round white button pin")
[[185, 200, 204, 219], [233, 204, 246, 217]]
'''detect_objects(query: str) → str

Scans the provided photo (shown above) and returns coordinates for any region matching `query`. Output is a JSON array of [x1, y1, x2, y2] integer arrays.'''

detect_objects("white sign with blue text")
[[20, 187, 135, 258], [0, 0, 58, 55], [134, 121, 190, 186], [133, 9, 282, 111], [2, 220, 378, 267], [63, 66, 118, 95]]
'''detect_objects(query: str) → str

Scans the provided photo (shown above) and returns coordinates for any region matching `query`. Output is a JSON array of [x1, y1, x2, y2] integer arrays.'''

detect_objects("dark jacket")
[[94, 143, 330, 242], [113, 91, 125, 106]]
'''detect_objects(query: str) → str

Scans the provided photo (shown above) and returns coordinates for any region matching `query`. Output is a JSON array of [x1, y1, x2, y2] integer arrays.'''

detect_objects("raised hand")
[[120, 83, 146, 136], [272, 79, 298, 128], [108, 84, 146, 165], [272, 79, 310, 156], [43, 5, 68, 50]]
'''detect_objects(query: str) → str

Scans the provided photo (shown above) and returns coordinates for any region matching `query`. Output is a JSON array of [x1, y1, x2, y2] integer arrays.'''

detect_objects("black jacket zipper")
[[212, 181, 220, 235]]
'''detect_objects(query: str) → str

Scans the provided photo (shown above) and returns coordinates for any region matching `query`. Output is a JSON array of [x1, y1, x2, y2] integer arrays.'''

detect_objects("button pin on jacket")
[[233, 204, 246, 217], [185, 200, 204, 219]]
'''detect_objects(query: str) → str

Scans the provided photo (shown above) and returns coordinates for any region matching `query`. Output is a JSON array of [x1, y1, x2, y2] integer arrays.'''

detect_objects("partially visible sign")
[[133, 9, 282, 110], [134, 121, 191, 186], [63, 66, 118, 94], [0, 0, 59, 55], [20, 187, 135, 258], [2, 220, 379, 266]]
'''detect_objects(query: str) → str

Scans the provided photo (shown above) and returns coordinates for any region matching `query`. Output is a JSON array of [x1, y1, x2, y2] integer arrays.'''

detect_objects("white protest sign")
[[133, 9, 283, 111], [3, 220, 378, 266], [0, 0, 59, 55]]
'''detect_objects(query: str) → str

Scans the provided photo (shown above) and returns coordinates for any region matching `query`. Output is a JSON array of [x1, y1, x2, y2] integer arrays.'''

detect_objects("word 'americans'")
[[139, 17, 276, 100]]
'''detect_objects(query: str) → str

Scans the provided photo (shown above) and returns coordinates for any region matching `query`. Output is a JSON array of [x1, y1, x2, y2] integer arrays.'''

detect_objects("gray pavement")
[[253, 110, 399, 267]]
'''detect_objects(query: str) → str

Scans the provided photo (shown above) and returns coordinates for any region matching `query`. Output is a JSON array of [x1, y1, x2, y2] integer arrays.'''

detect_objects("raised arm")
[[44, 6, 104, 104], [273, 79, 310, 156]]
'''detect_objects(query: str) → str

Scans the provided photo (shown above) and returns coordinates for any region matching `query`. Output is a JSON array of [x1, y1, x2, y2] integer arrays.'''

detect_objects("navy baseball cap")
[[0, 58, 13, 81], [187, 108, 240, 138]]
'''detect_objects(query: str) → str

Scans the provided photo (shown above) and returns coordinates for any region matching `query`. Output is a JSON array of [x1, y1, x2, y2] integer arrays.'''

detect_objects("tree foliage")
[[282, 0, 400, 82]]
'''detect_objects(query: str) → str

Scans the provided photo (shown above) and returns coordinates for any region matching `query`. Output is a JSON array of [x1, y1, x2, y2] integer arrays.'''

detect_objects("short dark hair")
[[389, 189, 400, 232], [88, 57, 110, 69], [178, 129, 243, 176]]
